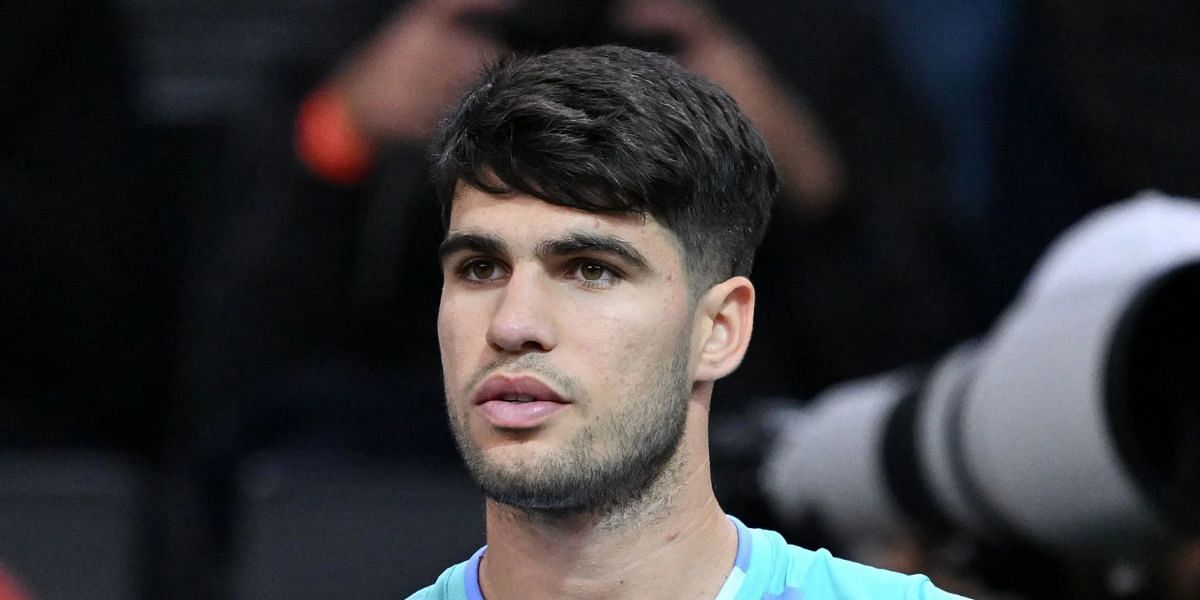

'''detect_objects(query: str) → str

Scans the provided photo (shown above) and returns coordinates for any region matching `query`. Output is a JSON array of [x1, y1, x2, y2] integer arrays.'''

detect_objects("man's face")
[[437, 186, 698, 513]]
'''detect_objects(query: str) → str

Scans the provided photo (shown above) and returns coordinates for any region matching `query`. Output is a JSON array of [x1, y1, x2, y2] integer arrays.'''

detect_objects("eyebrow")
[[536, 231, 652, 273], [438, 230, 653, 273], [438, 232, 507, 267]]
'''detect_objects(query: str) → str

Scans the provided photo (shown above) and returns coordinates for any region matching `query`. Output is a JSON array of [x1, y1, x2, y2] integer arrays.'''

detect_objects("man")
[[413, 45, 962, 599]]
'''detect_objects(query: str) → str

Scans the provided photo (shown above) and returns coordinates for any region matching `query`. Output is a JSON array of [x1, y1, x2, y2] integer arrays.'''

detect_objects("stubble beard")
[[446, 340, 692, 524]]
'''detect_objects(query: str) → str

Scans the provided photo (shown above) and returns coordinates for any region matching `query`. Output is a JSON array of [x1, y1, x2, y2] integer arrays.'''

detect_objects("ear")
[[693, 276, 755, 382]]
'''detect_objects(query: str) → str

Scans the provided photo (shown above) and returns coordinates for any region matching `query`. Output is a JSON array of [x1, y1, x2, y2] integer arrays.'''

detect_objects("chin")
[[478, 436, 557, 465]]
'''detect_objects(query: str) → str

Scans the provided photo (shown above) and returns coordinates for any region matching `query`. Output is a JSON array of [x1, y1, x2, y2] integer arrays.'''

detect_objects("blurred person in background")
[[174, 0, 976, 595]]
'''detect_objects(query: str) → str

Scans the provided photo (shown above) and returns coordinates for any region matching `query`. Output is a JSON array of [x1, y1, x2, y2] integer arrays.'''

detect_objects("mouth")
[[472, 374, 571, 429], [473, 374, 570, 405]]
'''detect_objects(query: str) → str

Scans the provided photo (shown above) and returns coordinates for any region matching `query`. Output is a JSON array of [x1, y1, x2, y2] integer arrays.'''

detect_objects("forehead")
[[447, 186, 685, 259]]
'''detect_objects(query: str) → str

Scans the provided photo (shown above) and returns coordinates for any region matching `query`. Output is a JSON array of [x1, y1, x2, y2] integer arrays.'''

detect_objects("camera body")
[[467, 0, 679, 54]]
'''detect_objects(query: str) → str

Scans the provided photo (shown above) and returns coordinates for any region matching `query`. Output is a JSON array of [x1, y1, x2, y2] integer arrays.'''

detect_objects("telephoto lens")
[[759, 192, 1200, 564]]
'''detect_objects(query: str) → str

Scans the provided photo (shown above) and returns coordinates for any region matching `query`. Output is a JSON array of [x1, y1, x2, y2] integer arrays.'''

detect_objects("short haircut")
[[429, 45, 777, 289]]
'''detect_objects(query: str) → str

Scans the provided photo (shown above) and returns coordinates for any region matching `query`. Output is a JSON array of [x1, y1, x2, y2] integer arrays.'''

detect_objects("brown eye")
[[469, 261, 496, 280], [580, 263, 605, 281]]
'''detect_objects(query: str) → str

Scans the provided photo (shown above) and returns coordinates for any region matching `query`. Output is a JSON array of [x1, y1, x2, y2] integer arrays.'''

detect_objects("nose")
[[485, 266, 558, 353]]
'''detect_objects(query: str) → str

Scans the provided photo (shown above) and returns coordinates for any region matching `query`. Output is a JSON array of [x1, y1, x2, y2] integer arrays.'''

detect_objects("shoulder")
[[793, 547, 966, 599], [741, 523, 967, 599], [404, 554, 475, 600]]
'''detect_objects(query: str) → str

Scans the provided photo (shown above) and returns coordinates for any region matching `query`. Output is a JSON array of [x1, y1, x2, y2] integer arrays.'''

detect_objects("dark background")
[[2, 0, 1198, 598]]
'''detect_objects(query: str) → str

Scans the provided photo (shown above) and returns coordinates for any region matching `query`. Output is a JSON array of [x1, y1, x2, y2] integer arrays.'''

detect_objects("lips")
[[473, 374, 570, 429]]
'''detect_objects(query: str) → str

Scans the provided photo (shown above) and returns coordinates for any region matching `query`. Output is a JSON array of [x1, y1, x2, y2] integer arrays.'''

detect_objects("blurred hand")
[[332, 0, 511, 144], [616, 0, 845, 217], [0, 564, 32, 600]]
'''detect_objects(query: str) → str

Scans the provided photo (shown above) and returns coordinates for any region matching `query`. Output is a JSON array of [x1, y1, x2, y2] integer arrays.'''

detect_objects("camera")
[[464, 0, 679, 54]]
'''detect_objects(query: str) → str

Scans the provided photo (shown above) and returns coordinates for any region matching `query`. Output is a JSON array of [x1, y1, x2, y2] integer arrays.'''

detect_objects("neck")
[[477, 405, 736, 600]]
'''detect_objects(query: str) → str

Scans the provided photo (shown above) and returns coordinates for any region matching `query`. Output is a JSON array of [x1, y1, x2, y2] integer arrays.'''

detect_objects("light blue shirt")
[[407, 515, 966, 599]]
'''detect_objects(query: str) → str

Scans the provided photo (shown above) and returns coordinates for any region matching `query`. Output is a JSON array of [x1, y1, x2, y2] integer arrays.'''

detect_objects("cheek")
[[437, 294, 475, 381], [584, 294, 688, 382]]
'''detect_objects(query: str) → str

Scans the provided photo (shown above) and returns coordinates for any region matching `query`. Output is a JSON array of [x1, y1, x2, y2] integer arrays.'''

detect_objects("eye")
[[459, 259, 508, 282], [571, 261, 621, 288], [580, 263, 606, 281]]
